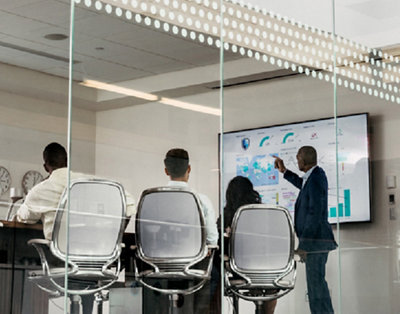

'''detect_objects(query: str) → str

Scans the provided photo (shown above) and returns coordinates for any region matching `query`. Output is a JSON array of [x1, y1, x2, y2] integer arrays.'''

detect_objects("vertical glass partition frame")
[[69, 0, 223, 313], [221, 1, 339, 313], [0, 0, 74, 313], [334, 0, 400, 313]]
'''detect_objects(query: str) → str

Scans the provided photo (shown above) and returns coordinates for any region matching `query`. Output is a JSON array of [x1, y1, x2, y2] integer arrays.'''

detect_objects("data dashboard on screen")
[[222, 113, 371, 224]]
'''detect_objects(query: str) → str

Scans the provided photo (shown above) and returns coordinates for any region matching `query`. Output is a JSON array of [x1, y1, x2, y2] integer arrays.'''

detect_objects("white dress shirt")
[[302, 165, 317, 187], [167, 180, 218, 245], [15, 168, 136, 240]]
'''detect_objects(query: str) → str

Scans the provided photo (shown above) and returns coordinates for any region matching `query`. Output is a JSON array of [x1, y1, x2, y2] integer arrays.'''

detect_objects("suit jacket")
[[284, 166, 337, 252]]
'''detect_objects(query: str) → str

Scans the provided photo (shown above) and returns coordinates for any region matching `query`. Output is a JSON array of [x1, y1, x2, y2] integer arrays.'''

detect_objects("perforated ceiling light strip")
[[76, 0, 400, 104]]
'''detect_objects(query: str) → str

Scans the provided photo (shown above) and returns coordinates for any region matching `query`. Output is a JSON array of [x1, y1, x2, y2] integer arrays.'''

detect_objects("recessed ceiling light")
[[80, 80, 221, 116], [44, 33, 68, 41]]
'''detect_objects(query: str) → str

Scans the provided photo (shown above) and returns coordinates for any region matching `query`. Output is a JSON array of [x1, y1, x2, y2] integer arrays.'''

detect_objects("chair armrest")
[[293, 253, 303, 262], [206, 244, 218, 258], [207, 244, 219, 250], [184, 245, 217, 280], [28, 239, 51, 246], [27, 238, 78, 276], [6, 203, 15, 221], [6, 199, 23, 221], [28, 239, 52, 276]]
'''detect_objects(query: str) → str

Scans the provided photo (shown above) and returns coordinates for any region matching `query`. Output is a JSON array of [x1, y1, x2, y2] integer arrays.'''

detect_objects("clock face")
[[0, 166, 11, 196], [22, 170, 44, 194]]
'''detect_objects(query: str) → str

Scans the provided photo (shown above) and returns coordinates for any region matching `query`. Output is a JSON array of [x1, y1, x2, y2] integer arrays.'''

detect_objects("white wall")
[[0, 83, 96, 218], [95, 97, 220, 233], [94, 67, 400, 313]]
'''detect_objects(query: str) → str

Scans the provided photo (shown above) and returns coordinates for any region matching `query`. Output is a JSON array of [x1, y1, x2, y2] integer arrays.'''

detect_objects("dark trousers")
[[80, 294, 95, 314], [305, 252, 334, 314]]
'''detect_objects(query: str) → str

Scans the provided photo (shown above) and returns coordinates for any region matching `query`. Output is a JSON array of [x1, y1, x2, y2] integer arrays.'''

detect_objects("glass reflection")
[[70, 0, 223, 312], [220, 1, 337, 313], [0, 0, 398, 312]]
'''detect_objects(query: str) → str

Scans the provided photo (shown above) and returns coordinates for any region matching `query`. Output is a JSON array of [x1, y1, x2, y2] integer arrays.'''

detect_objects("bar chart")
[[329, 189, 351, 218]]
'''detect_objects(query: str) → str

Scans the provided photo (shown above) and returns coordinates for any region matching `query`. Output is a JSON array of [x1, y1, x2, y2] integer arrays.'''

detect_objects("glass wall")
[[69, 0, 222, 312], [334, 0, 400, 313], [1, 0, 400, 313], [221, 1, 337, 313], [0, 0, 77, 313]]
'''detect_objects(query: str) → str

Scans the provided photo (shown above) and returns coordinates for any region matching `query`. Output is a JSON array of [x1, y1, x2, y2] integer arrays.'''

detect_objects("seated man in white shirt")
[[16, 142, 136, 239], [164, 148, 218, 246], [164, 148, 218, 313], [15, 142, 135, 314]]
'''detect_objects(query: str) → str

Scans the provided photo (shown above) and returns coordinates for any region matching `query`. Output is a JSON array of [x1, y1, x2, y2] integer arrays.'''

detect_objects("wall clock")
[[0, 166, 11, 196], [22, 170, 44, 194]]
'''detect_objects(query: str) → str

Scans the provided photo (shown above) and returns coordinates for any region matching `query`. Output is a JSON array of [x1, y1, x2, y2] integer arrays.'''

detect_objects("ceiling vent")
[[207, 69, 301, 89]]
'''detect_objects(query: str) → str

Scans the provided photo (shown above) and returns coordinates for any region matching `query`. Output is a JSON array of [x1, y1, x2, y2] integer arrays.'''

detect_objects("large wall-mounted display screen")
[[222, 113, 371, 223]]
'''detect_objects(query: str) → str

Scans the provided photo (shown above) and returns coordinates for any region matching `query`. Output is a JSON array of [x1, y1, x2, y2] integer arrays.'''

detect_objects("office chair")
[[27, 179, 127, 314], [225, 204, 296, 314], [134, 187, 216, 314]]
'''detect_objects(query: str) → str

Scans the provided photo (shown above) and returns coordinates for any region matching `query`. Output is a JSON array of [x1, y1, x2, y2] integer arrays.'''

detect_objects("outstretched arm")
[[273, 155, 303, 189]]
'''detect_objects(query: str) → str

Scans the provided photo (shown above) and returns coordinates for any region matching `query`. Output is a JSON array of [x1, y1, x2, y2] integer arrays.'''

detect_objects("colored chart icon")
[[282, 132, 294, 143], [259, 136, 270, 147]]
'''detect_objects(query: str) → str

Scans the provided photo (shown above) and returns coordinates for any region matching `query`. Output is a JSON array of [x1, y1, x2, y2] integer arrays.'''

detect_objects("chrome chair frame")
[[134, 186, 216, 296], [28, 179, 127, 311], [6, 198, 23, 221], [225, 204, 296, 304]]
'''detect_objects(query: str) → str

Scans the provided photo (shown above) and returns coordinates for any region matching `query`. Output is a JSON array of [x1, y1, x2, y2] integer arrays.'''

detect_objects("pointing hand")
[[272, 155, 287, 173]]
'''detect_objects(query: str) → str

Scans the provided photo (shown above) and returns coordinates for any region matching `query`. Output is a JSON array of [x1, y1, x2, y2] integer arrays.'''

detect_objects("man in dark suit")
[[274, 146, 337, 314]]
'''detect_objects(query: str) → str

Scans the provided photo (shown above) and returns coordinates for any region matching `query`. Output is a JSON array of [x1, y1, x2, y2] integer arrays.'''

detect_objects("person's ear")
[[164, 168, 170, 176], [187, 165, 191, 174]]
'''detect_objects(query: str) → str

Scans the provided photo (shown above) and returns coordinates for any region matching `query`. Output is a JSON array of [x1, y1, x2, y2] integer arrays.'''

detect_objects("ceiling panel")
[[0, 49, 67, 72], [0, 0, 44, 10], [0, 47, 30, 63], [0, 11, 49, 35], [73, 12, 137, 39], [0, 35, 58, 53], [0, 0, 228, 85], [74, 55, 151, 82], [0, 0, 397, 112], [110, 50, 189, 72], [22, 26, 70, 49], [73, 37, 137, 58], [346, 0, 400, 19], [247, 0, 400, 48], [5, 0, 71, 25], [43, 66, 84, 82], [106, 25, 202, 52]]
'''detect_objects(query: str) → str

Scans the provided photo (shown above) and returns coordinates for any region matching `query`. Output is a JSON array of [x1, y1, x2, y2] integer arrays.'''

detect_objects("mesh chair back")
[[231, 205, 293, 272], [136, 188, 204, 260], [53, 180, 126, 260]]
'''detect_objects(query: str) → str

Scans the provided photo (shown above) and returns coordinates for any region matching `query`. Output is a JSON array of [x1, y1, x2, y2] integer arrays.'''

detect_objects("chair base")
[[95, 292, 104, 314], [254, 300, 264, 314], [70, 295, 80, 314], [168, 294, 181, 314], [68, 292, 106, 314]]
